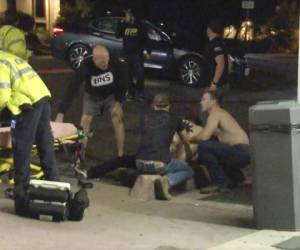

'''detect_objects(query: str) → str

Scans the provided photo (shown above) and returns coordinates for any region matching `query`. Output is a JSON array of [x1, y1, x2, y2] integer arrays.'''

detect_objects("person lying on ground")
[[75, 93, 194, 200], [190, 88, 251, 194]]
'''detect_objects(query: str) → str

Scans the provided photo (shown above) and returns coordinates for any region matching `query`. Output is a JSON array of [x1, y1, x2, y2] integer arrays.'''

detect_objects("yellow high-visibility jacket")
[[0, 50, 51, 115], [0, 25, 32, 61]]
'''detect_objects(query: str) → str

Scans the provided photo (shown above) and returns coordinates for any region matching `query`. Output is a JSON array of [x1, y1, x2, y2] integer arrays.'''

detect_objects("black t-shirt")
[[116, 21, 148, 56], [58, 57, 125, 113], [205, 36, 228, 86], [136, 110, 185, 163]]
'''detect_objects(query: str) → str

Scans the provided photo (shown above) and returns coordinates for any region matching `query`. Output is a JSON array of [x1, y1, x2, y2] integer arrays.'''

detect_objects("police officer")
[[0, 50, 59, 215], [116, 8, 149, 101], [0, 12, 34, 60], [205, 19, 228, 92]]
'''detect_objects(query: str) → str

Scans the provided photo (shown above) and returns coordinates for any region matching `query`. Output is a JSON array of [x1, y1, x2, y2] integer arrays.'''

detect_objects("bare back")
[[212, 107, 249, 145]]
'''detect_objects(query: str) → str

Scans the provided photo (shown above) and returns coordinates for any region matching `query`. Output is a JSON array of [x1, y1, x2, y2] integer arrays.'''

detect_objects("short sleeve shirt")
[[206, 36, 228, 86]]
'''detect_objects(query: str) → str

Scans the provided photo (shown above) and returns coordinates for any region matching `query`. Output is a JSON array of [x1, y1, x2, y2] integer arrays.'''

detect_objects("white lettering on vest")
[[91, 72, 113, 87]]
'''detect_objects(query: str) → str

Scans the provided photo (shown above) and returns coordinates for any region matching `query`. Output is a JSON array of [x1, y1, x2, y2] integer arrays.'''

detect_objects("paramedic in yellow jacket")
[[0, 13, 35, 60], [0, 50, 59, 215]]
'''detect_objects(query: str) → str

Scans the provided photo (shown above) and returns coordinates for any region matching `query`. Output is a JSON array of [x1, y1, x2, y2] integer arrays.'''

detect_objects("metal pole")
[[298, 10, 300, 103]]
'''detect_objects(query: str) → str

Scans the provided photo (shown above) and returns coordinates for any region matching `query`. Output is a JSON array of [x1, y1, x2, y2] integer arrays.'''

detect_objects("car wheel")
[[178, 57, 204, 87], [68, 44, 91, 69]]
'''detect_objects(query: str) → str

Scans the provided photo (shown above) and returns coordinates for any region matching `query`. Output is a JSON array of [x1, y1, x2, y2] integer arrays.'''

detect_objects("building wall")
[[15, 0, 60, 30], [16, 0, 32, 15], [0, 2, 8, 12], [49, 0, 60, 30]]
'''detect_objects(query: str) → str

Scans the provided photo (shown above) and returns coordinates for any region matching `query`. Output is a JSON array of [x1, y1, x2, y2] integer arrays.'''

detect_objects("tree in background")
[[267, 0, 298, 53], [56, 0, 91, 28]]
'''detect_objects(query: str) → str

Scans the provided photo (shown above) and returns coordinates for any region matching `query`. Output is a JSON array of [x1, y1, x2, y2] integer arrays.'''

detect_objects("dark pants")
[[198, 141, 250, 185], [126, 54, 145, 96], [11, 101, 59, 192], [88, 155, 136, 178], [87, 155, 193, 187]]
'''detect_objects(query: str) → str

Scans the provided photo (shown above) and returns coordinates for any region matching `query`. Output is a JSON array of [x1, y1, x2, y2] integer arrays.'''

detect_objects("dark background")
[[61, 0, 281, 51]]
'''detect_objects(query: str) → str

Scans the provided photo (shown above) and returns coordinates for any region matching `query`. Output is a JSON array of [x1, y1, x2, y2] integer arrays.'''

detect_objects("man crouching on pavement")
[[75, 93, 194, 200], [191, 89, 251, 193]]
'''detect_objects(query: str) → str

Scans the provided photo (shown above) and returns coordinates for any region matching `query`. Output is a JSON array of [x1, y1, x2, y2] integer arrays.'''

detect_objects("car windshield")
[[91, 18, 119, 34]]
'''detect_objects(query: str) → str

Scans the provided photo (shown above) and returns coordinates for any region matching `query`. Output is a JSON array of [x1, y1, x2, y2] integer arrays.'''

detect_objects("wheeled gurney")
[[0, 122, 79, 184]]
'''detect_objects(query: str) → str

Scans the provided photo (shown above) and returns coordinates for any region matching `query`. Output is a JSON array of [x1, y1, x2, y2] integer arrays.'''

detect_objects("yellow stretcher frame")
[[0, 132, 82, 185]]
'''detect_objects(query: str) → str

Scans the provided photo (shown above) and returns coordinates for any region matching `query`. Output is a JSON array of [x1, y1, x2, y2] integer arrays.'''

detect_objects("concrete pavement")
[[0, 178, 254, 250], [0, 55, 298, 249]]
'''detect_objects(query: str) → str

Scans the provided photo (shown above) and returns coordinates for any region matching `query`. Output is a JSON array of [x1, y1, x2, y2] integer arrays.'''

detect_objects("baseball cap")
[[153, 93, 170, 107]]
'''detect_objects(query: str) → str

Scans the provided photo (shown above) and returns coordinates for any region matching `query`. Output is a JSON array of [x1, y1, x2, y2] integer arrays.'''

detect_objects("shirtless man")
[[191, 89, 250, 193]]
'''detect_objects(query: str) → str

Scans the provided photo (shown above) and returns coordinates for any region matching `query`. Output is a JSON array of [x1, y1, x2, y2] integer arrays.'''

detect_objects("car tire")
[[177, 56, 204, 87], [68, 44, 91, 70]]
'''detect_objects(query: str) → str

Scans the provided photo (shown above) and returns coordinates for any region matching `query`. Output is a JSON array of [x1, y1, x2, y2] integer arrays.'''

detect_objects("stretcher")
[[0, 122, 82, 184]]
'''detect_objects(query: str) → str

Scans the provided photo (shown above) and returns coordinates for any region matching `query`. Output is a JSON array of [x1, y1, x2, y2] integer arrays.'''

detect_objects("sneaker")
[[154, 176, 172, 200], [199, 184, 221, 194], [74, 167, 88, 179]]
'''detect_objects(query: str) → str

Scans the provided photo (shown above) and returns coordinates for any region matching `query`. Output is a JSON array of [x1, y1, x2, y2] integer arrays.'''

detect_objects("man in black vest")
[[205, 19, 228, 92], [116, 8, 149, 101]]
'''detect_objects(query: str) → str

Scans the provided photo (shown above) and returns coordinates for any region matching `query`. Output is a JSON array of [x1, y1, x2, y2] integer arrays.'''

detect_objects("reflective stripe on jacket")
[[0, 25, 32, 60], [0, 50, 51, 115]]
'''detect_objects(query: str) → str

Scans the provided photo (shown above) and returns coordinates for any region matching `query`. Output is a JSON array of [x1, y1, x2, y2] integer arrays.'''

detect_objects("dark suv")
[[51, 17, 249, 87]]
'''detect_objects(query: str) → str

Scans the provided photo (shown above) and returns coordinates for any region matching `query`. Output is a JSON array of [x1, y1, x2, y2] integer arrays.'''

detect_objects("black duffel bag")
[[68, 180, 93, 221]]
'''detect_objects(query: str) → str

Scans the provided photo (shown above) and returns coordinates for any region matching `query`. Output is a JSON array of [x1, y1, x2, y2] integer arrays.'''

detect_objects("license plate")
[[244, 67, 250, 77]]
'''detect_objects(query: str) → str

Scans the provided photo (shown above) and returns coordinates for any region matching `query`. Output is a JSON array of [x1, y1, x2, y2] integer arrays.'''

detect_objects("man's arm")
[[191, 112, 220, 143], [115, 20, 124, 39], [6, 29, 32, 61], [56, 63, 87, 121], [210, 54, 225, 91], [0, 64, 11, 110], [112, 57, 126, 103], [209, 40, 226, 90], [140, 22, 151, 55], [177, 130, 194, 161], [212, 54, 225, 84]]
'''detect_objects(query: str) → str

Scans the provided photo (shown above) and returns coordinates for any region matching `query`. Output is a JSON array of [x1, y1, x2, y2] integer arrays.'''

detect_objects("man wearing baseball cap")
[[75, 93, 194, 200]]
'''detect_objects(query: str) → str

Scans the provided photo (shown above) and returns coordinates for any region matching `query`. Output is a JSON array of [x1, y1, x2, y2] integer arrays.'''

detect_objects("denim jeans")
[[198, 141, 250, 185], [89, 156, 193, 187], [162, 159, 194, 187], [11, 101, 59, 192], [136, 159, 194, 187]]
